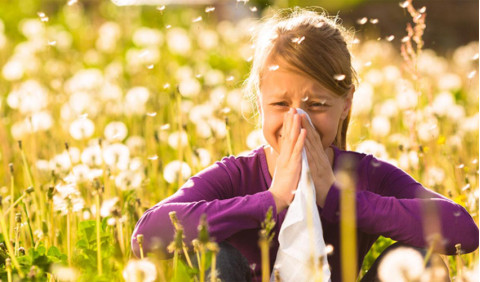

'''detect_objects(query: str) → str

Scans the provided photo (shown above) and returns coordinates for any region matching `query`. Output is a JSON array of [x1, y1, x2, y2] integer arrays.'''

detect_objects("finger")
[[292, 128, 307, 157], [300, 114, 324, 151]]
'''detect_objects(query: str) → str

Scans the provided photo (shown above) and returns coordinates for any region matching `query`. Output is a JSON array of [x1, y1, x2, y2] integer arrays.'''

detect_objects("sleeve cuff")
[[259, 190, 278, 221], [320, 182, 341, 223]]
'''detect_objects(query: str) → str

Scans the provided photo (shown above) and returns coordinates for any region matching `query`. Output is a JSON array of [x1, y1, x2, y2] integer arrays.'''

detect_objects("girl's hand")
[[300, 114, 336, 208], [269, 108, 307, 213]]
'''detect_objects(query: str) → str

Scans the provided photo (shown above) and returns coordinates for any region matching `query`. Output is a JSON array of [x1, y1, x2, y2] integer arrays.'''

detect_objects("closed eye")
[[272, 102, 289, 107]]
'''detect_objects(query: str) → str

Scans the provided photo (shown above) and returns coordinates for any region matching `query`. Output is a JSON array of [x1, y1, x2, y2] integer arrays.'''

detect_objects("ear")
[[341, 86, 355, 120]]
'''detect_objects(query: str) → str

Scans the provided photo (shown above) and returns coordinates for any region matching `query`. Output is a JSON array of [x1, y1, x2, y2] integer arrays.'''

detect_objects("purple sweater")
[[132, 146, 479, 281]]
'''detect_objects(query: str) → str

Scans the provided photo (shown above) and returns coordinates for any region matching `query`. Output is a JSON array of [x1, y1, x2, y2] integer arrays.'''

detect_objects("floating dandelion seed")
[[301, 96, 309, 102], [205, 7, 215, 13], [48, 40, 56, 46], [268, 65, 279, 71], [357, 17, 368, 25], [246, 56, 253, 62], [315, 22, 324, 28], [160, 124, 170, 130], [399, 1, 409, 8], [148, 155, 158, 161], [237, 0, 249, 4], [67, 0, 77, 5], [221, 107, 231, 114], [195, 74, 202, 78], [334, 74, 346, 81], [364, 61, 372, 66], [192, 17, 202, 23], [325, 244, 334, 255], [163, 83, 170, 89], [386, 35, 395, 41], [156, 5, 165, 11], [401, 36, 410, 43], [292, 36, 305, 44], [139, 50, 149, 58], [226, 76, 234, 81], [462, 184, 471, 191], [146, 64, 154, 69], [250, 6, 257, 12], [166, 25, 171, 29], [250, 264, 256, 271], [352, 38, 360, 44], [419, 6, 426, 13], [472, 159, 478, 164], [457, 164, 465, 169], [472, 53, 479, 60], [369, 18, 379, 24], [468, 70, 476, 79], [146, 112, 157, 117]]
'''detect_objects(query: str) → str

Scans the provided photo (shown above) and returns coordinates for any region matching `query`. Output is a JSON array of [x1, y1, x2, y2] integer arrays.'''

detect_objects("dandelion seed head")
[[163, 160, 192, 184], [357, 17, 368, 25], [104, 121, 128, 142], [69, 118, 95, 140], [378, 247, 425, 281], [102, 143, 130, 171], [51, 264, 79, 282], [101, 197, 119, 217], [115, 170, 144, 190], [123, 259, 157, 282], [167, 131, 189, 148]]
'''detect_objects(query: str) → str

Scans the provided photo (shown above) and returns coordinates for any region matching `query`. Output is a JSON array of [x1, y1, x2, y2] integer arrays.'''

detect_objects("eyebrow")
[[268, 90, 335, 100]]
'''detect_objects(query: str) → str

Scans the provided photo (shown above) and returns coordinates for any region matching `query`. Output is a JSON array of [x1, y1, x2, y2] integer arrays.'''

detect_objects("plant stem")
[[67, 208, 72, 267], [21, 202, 35, 247], [95, 192, 103, 275], [339, 170, 357, 282], [0, 208, 24, 277]]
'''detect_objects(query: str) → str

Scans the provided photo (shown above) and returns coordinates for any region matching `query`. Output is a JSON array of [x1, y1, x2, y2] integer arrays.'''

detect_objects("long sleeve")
[[131, 152, 277, 258], [321, 153, 479, 255]]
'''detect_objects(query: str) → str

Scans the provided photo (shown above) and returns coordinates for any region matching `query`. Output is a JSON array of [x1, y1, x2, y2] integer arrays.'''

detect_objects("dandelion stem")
[[95, 191, 103, 275], [455, 244, 463, 280], [9, 164, 15, 241], [21, 202, 35, 247], [176, 90, 184, 189], [6, 258, 12, 282], [0, 207, 24, 277], [199, 245, 206, 282], [137, 234, 144, 259], [258, 230, 270, 282], [67, 207, 72, 267], [3, 193, 27, 217]]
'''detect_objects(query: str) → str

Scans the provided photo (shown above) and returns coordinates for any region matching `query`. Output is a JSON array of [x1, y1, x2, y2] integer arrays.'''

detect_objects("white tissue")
[[271, 108, 331, 282]]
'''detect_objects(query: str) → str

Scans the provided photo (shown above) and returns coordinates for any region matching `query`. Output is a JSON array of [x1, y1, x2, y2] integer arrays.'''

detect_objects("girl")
[[132, 8, 478, 281]]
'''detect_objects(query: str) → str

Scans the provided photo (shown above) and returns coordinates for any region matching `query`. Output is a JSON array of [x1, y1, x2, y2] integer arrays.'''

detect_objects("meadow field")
[[0, 0, 478, 281]]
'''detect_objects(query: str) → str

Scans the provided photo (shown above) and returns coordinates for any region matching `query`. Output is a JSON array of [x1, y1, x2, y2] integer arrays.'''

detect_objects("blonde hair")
[[244, 8, 357, 150]]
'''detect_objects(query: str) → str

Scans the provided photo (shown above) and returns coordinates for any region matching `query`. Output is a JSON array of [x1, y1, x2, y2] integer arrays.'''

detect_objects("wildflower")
[[64, 68, 104, 93], [351, 83, 373, 116], [96, 22, 121, 52], [104, 121, 128, 142], [204, 69, 224, 86], [178, 77, 201, 98], [437, 73, 462, 90], [125, 86, 150, 115], [126, 136, 146, 155], [53, 184, 85, 214], [115, 170, 144, 190], [193, 148, 212, 168], [7, 80, 48, 113], [167, 131, 189, 149], [378, 247, 425, 282], [163, 160, 192, 184], [379, 99, 399, 118], [395, 87, 418, 110], [100, 197, 119, 217], [133, 27, 164, 47], [102, 143, 130, 171], [371, 116, 391, 138], [398, 151, 419, 171], [2, 59, 24, 80], [69, 117, 95, 140], [166, 28, 191, 55], [417, 118, 439, 142], [122, 259, 157, 282], [50, 264, 79, 282], [197, 28, 219, 50], [424, 166, 445, 187], [81, 145, 103, 167]]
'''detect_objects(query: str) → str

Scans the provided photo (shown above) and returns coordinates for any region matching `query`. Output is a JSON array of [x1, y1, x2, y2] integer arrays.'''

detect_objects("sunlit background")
[[0, 0, 478, 280]]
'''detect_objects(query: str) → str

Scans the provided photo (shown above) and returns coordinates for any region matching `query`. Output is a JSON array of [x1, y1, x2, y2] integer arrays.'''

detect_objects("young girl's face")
[[258, 60, 353, 154]]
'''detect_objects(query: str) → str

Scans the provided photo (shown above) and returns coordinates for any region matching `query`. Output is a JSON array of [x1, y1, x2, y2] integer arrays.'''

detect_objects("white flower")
[[69, 118, 95, 140], [378, 99, 398, 118], [355, 140, 389, 160], [195, 122, 213, 139], [208, 118, 227, 138], [100, 82, 123, 101], [193, 148, 212, 168], [424, 166, 445, 187], [204, 69, 224, 86], [163, 160, 192, 184], [168, 131, 189, 149], [2, 59, 24, 80], [115, 170, 144, 190], [50, 264, 79, 282], [460, 114, 479, 133], [178, 77, 201, 98], [7, 80, 48, 113], [133, 27, 163, 47], [378, 247, 425, 282], [124, 86, 150, 115], [166, 28, 191, 55], [20, 18, 45, 39], [96, 22, 121, 52], [30, 111, 53, 132], [395, 87, 418, 110], [364, 69, 384, 86], [122, 259, 157, 282], [189, 103, 215, 124], [437, 73, 462, 90], [371, 116, 391, 138], [247, 129, 266, 149], [126, 136, 146, 154], [104, 121, 128, 142], [64, 68, 104, 93], [417, 118, 439, 142], [53, 183, 85, 213], [399, 151, 419, 170], [100, 197, 119, 217], [432, 91, 455, 116], [351, 83, 373, 116], [382, 65, 401, 81], [81, 145, 103, 167], [197, 28, 219, 50], [102, 143, 130, 171]]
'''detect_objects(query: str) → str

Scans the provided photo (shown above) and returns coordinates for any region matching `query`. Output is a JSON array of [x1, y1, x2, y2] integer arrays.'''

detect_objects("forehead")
[[260, 59, 337, 100]]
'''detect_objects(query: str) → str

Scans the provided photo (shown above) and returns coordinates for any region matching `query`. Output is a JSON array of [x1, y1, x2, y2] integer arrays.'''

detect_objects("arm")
[[321, 155, 479, 255], [131, 160, 277, 258]]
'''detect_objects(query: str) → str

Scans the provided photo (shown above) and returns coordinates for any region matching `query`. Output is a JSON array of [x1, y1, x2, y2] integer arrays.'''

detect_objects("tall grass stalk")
[[67, 206, 72, 267], [0, 207, 24, 277], [9, 163, 15, 240], [338, 168, 357, 281], [21, 202, 35, 247], [175, 89, 184, 190], [14, 213, 21, 256], [6, 258, 12, 282]]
